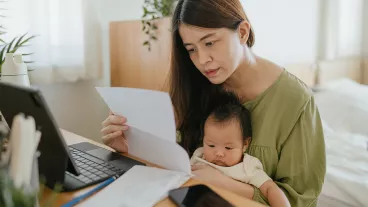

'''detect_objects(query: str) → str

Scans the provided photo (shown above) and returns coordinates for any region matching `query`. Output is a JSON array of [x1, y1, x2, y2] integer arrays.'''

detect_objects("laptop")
[[0, 81, 145, 192]]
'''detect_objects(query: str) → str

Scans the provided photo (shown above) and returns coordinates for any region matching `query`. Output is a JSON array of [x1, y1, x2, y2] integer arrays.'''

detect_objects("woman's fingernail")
[[122, 126, 129, 130]]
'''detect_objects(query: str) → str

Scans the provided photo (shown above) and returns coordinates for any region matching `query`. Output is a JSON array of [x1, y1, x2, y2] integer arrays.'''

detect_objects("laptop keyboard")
[[66, 147, 124, 184]]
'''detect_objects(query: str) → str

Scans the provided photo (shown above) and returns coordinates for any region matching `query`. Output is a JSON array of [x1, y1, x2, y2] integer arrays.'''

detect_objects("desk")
[[40, 129, 265, 207]]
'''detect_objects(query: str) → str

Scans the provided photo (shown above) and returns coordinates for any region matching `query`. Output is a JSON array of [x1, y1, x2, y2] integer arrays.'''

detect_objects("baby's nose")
[[215, 150, 224, 157]]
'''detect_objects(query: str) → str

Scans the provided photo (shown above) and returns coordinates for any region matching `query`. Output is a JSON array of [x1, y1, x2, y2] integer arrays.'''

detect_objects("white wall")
[[241, 0, 320, 65]]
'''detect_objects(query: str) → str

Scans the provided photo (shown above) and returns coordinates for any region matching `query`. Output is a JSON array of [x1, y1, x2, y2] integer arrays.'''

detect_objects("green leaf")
[[143, 41, 149, 45], [21, 52, 34, 56], [24, 61, 34, 64], [19, 35, 36, 46], [0, 44, 7, 61], [6, 37, 16, 53], [151, 35, 157, 40], [14, 33, 28, 47], [152, 24, 158, 30]]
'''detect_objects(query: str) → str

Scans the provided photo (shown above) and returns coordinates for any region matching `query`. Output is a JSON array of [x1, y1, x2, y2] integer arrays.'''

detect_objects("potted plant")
[[141, 0, 178, 51], [0, 1, 36, 81]]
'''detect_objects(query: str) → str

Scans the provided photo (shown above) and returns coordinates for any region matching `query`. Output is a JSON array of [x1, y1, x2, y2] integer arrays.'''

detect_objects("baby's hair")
[[203, 90, 252, 142]]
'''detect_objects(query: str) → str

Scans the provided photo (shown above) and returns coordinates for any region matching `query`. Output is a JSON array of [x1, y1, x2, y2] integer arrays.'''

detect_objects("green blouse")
[[244, 69, 326, 206]]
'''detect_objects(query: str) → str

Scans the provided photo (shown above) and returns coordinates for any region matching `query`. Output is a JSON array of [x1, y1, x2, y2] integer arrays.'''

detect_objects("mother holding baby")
[[101, 0, 326, 206]]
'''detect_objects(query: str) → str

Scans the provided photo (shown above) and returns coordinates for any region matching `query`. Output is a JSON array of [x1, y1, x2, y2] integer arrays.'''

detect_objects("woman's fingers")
[[102, 131, 129, 153], [101, 124, 129, 136], [191, 164, 205, 171], [102, 115, 127, 128], [102, 130, 123, 145]]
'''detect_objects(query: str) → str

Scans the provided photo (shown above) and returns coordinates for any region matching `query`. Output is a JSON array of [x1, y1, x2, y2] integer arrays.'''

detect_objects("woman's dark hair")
[[203, 91, 252, 142], [168, 0, 255, 155]]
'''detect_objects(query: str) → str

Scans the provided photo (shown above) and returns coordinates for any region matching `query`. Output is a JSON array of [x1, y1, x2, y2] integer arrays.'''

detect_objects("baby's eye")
[[207, 144, 215, 148], [225, 147, 233, 150]]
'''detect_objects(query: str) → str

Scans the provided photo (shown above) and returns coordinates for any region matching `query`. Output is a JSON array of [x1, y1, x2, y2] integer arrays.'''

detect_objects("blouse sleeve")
[[253, 96, 326, 207]]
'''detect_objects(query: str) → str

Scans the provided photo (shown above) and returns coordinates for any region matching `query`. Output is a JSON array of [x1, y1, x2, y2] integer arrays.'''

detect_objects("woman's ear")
[[238, 21, 251, 45], [243, 137, 251, 152]]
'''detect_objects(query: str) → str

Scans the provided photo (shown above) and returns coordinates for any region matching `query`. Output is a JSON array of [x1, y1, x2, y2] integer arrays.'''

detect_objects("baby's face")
[[202, 119, 246, 167]]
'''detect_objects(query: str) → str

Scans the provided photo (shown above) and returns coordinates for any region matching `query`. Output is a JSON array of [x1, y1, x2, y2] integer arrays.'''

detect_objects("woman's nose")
[[198, 49, 212, 65]]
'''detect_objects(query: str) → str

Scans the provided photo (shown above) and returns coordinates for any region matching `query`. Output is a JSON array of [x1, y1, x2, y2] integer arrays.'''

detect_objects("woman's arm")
[[254, 96, 326, 206], [259, 180, 290, 207], [191, 164, 255, 199], [219, 172, 255, 199]]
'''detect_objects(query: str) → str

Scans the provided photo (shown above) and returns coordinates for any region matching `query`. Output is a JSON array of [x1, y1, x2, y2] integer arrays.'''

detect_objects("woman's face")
[[179, 23, 247, 84]]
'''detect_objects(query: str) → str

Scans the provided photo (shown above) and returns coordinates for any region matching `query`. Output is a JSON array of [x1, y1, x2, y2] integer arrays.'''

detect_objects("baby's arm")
[[259, 180, 290, 207]]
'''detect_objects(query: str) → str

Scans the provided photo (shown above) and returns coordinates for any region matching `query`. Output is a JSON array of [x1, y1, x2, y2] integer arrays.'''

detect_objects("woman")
[[101, 0, 326, 206]]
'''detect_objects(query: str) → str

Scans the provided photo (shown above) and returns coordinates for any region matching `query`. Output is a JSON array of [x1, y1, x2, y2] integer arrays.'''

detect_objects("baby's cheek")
[[230, 151, 243, 164], [203, 149, 214, 162]]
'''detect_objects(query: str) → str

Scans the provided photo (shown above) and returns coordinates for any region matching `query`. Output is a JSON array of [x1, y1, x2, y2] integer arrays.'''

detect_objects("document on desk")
[[96, 87, 191, 174], [77, 165, 191, 207]]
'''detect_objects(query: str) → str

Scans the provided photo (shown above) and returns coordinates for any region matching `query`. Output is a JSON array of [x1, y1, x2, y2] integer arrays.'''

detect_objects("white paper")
[[77, 165, 191, 207], [125, 127, 191, 174], [96, 87, 191, 174], [96, 87, 176, 142]]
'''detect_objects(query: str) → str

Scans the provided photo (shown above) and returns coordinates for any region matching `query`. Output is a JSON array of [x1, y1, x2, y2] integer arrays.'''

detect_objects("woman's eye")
[[206, 41, 215, 47], [187, 48, 196, 53]]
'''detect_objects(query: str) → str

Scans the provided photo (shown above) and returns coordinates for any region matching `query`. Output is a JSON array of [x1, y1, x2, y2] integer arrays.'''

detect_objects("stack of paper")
[[78, 165, 191, 207]]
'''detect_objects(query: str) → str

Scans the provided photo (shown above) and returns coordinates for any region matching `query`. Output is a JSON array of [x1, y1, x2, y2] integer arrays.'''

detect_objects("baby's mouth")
[[213, 160, 227, 167]]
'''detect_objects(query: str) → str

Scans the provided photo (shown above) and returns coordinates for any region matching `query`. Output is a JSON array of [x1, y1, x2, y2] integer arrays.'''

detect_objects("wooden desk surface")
[[40, 129, 265, 207]]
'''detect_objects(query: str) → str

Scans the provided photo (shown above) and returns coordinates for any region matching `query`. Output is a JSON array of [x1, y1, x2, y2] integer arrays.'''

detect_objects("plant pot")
[[0, 53, 30, 87]]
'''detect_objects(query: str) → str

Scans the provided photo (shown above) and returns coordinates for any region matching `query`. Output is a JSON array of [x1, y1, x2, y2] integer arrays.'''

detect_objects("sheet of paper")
[[96, 87, 191, 174], [96, 87, 176, 142], [125, 127, 191, 174], [77, 165, 191, 207]]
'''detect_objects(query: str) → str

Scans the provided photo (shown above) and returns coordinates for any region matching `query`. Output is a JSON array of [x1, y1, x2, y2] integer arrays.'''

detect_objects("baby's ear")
[[243, 137, 251, 152]]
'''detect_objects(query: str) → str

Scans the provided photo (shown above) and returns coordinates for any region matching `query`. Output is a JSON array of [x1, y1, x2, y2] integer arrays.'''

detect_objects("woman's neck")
[[223, 49, 283, 103]]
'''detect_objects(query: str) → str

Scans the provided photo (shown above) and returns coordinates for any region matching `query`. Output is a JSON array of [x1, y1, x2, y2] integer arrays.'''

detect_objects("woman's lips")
[[205, 68, 220, 77]]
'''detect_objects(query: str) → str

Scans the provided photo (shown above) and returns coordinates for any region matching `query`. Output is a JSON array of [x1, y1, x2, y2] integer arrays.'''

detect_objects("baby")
[[190, 91, 290, 207]]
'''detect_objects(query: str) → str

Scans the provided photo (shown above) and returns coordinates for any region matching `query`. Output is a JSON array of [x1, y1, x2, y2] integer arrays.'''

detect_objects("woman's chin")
[[207, 76, 226, 85]]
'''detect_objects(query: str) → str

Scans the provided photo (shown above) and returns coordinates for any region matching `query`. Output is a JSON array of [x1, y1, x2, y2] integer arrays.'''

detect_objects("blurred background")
[[0, 0, 367, 206]]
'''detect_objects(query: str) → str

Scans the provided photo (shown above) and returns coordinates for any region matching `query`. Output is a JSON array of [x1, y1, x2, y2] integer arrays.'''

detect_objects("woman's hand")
[[101, 111, 130, 153], [191, 164, 227, 187], [192, 164, 255, 199]]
